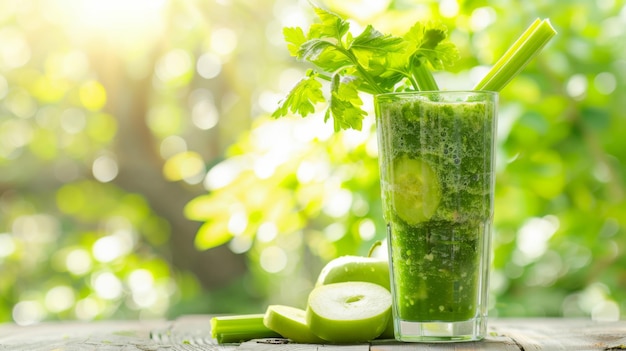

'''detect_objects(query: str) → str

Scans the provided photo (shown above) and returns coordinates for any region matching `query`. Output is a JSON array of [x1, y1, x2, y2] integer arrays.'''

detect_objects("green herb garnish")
[[272, 5, 556, 132], [272, 6, 459, 131]]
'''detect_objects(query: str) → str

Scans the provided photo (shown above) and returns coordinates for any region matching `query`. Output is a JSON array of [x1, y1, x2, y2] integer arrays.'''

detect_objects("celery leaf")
[[272, 73, 325, 119]]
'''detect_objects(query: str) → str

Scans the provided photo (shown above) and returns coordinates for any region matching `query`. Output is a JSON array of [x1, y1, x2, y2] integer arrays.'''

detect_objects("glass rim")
[[375, 90, 498, 99]]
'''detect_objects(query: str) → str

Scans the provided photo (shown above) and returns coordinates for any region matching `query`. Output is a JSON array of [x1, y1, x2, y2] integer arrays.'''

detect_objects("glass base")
[[393, 317, 486, 342]]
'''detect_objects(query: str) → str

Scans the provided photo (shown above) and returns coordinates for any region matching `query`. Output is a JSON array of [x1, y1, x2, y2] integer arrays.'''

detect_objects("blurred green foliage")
[[0, 0, 625, 324]]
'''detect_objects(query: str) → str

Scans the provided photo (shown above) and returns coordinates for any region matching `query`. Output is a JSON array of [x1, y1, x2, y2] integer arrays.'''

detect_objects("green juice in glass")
[[375, 91, 497, 342]]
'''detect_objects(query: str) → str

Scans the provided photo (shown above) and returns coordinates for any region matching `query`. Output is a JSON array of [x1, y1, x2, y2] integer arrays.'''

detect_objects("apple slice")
[[263, 305, 325, 344], [315, 255, 390, 291], [306, 281, 392, 343]]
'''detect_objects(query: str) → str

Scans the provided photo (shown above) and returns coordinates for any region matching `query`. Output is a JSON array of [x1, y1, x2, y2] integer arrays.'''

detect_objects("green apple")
[[315, 245, 395, 340], [263, 305, 325, 344], [379, 316, 395, 339], [315, 255, 390, 291], [306, 281, 392, 343]]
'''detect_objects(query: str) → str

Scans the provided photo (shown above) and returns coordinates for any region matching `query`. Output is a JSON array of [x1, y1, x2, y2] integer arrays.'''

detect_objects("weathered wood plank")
[[0, 320, 170, 351], [1, 316, 625, 350], [490, 318, 626, 351], [151, 315, 222, 347], [236, 339, 371, 351], [370, 335, 521, 351], [150, 314, 239, 350], [237, 339, 319, 351]]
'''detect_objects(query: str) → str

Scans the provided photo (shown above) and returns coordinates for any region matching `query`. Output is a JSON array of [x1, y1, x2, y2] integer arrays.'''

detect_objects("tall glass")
[[374, 91, 497, 342]]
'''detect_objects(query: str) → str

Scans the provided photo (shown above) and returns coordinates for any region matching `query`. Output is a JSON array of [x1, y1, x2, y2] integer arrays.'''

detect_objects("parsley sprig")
[[272, 6, 459, 131]]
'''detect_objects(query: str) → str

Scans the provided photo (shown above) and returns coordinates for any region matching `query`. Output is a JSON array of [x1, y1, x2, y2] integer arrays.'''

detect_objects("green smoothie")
[[375, 91, 497, 324]]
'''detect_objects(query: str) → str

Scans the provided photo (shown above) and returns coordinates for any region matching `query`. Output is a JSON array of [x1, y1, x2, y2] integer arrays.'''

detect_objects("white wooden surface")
[[0, 315, 624, 350]]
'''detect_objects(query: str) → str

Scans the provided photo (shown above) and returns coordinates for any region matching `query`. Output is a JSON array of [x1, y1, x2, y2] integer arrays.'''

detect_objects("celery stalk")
[[412, 60, 440, 91], [210, 314, 281, 343], [474, 18, 557, 92]]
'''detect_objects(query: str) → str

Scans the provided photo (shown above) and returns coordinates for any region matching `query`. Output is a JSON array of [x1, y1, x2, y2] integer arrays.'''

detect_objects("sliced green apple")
[[379, 317, 395, 340], [263, 305, 325, 344], [315, 255, 390, 291], [306, 281, 392, 343]]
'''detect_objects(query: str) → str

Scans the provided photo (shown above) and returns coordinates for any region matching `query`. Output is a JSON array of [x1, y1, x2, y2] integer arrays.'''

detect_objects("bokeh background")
[[0, 0, 624, 325]]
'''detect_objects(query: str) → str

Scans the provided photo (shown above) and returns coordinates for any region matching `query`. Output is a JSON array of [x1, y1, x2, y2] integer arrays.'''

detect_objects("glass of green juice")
[[374, 91, 497, 342]]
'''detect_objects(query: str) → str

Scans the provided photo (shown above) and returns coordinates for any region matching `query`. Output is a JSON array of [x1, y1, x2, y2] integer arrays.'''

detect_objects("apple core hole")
[[345, 295, 365, 304]]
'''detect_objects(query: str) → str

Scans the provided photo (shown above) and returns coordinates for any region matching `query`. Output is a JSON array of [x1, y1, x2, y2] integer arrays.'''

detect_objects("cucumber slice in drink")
[[390, 155, 441, 225], [263, 305, 325, 344], [306, 281, 392, 343]]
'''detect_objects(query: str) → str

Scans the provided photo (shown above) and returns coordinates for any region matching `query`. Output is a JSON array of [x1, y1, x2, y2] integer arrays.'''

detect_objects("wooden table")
[[0, 315, 625, 350]]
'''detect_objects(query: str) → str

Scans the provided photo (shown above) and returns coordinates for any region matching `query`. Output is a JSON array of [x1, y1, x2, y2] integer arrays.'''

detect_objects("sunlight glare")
[[160, 135, 187, 159], [12, 214, 58, 243], [328, 0, 391, 21], [12, 300, 45, 326], [592, 300, 620, 322], [257, 222, 278, 243], [566, 74, 588, 100], [44, 286, 75, 313], [439, 0, 459, 18], [516, 215, 559, 262], [579, 283, 610, 314], [227, 205, 248, 236], [297, 160, 331, 184], [0, 75, 7, 100], [155, 49, 192, 83], [128, 269, 158, 308], [210, 28, 238, 56], [0, 233, 16, 258], [204, 157, 244, 190], [92, 154, 119, 183], [76, 0, 166, 36], [92, 231, 133, 263], [324, 223, 346, 242], [128, 269, 154, 294], [191, 99, 219, 130], [358, 219, 376, 241], [470, 7, 496, 32], [60, 108, 86, 134], [75, 297, 101, 321], [229, 236, 253, 254], [0, 27, 30, 69], [260, 246, 288, 273], [322, 188, 353, 218], [66, 248, 92, 275], [93, 271, 123, 300], [163, 151, 205, 184], [197, 53, 222, 79], [593, 72, 617, 95]]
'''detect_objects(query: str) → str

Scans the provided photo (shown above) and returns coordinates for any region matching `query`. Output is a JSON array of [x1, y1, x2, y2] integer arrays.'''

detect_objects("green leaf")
[[325, 75, 367, 131], [404, 22, 459, 71], [350, 25, 407, 86], [195, 220, 232, 250], [350, 25, 404, 54], [272, 73, 325, 118], [351, 27, 409, 91], [298, 39, 347, 69], [283, 27, 307, 57], [309, 6, 350, 41]]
